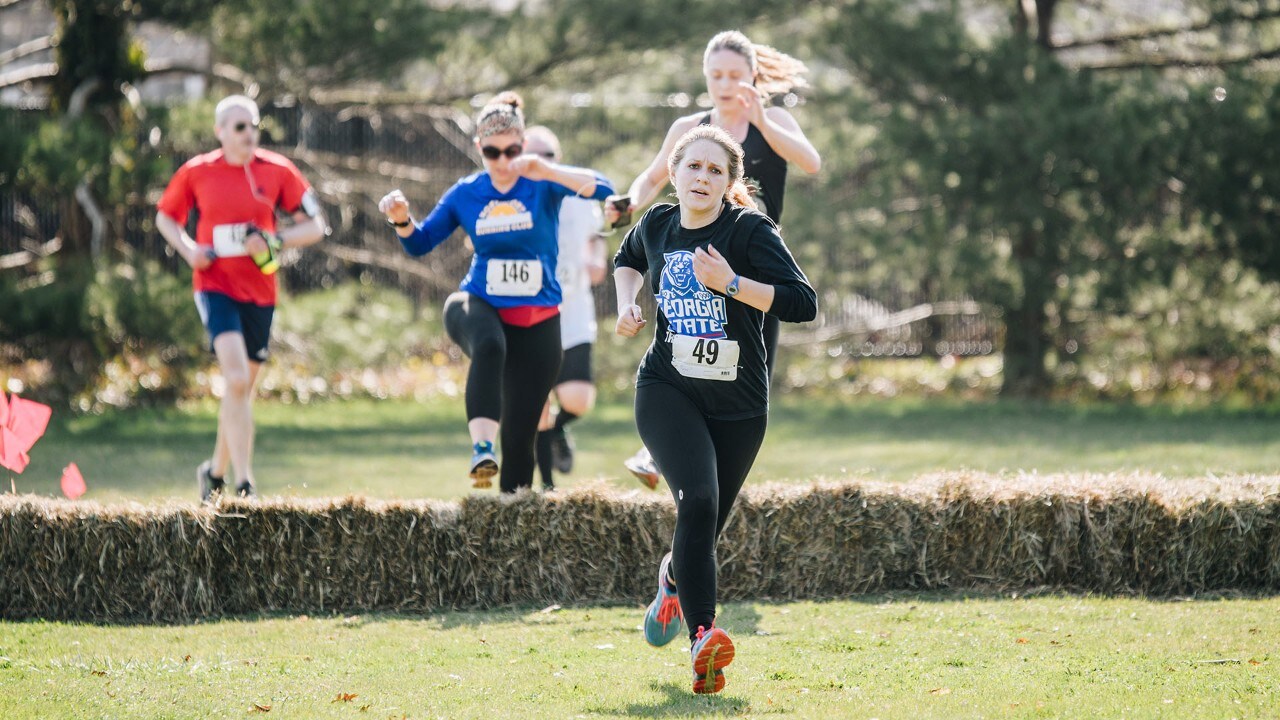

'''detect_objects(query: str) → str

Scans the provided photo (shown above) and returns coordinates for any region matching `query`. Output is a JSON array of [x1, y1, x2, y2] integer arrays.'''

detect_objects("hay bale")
[[3, 473, 1280, 622]]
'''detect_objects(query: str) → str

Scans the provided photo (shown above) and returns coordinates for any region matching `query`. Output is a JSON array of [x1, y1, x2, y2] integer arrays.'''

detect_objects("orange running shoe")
[[690, 624, 735, 694]]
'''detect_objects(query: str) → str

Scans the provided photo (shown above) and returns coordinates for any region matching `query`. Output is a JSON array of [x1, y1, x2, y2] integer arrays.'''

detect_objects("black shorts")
[[556, 342, 593, 385], [194, 291, 275, 362]]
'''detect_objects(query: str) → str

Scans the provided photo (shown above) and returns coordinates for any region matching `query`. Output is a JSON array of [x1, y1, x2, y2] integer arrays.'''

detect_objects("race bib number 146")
[[486, 259, 543, 297]]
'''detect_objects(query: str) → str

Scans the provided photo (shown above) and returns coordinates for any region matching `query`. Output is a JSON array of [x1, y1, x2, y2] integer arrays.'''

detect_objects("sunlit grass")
[[12, 395, 1280, 503], [2, 594, 1275, 719]]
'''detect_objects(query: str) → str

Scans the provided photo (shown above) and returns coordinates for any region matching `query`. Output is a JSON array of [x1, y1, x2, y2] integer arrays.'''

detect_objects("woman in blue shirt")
[[379, 92, 615, 492]]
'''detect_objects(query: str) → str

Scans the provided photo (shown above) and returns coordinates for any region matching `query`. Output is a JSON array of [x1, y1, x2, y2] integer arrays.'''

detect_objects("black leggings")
[[443, 292, 562, 493], [635, 382, 768, 640]]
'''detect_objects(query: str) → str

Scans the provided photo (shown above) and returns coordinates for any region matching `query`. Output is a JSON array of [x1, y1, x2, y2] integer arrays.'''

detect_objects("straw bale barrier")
[[3, 473, 1279, 622]]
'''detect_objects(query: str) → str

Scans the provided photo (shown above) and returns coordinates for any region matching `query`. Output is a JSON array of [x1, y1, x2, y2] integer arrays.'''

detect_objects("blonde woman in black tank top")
[[608, 30, 822, 488]]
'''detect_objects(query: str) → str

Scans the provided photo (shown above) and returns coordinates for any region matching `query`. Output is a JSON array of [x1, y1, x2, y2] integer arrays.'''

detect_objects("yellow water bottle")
[[248, 226, 282, 275]]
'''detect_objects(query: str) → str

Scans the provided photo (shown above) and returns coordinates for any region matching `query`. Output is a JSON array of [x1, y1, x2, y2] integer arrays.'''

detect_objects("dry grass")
[[3, 473, 1279, 622]]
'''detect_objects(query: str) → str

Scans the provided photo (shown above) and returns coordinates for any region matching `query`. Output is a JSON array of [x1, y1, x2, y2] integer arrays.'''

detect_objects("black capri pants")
[[635, 381, 768, 640], [443, 292, 562, 493]]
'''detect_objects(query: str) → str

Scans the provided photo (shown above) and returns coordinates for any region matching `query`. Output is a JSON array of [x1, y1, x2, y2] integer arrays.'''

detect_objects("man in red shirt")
[[156, 95, 327, 500]]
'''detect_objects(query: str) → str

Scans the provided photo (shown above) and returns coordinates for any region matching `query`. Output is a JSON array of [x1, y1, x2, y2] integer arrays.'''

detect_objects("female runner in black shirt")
[[614, 125, 816, 694], [611, 30, 822, 488]]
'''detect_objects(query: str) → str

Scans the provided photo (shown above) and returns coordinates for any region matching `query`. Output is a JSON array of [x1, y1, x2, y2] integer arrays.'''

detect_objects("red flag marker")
[[7, 394, 51, 453], [0, 389, 9, 427], [0, 426, 29, 473], [61, 463, 86, 500]]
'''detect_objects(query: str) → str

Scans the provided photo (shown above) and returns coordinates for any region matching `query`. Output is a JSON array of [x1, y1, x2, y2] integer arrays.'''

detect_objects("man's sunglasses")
[[233, 121, 260, 133], [480, 143, 523, 160]]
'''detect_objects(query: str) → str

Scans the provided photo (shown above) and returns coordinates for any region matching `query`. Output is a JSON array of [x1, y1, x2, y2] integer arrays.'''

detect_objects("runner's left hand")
[[693, 245, 735, 293], [738, 82, 766, 126], [243, 232, 268, 256]]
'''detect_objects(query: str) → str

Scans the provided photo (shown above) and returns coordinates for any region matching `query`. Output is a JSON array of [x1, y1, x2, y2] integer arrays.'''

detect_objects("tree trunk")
[[1001, 227, 1051, 397], [50, 0, 130, 113], [57, 195, 92, 256]]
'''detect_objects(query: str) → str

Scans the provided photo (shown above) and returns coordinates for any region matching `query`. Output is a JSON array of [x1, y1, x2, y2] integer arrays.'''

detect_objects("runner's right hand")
[[187, 246, 214, 271], [615, 304, 646, 338]]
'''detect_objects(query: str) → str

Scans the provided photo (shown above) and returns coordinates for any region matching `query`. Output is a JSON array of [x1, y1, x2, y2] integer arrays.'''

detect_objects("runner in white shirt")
[[526, 126, 609, 491]]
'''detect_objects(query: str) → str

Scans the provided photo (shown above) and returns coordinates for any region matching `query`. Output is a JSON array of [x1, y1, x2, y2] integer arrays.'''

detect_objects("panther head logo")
[[661, 251, 697, 296]]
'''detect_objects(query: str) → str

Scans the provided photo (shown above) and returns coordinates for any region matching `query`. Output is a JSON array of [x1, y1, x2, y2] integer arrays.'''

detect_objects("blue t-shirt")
[[399, 171, 615, 308]]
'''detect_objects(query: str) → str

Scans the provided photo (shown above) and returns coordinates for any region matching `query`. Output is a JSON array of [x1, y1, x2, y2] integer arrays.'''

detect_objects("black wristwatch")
[[387, 217, 411, 228], [725, 275, 741, 297]]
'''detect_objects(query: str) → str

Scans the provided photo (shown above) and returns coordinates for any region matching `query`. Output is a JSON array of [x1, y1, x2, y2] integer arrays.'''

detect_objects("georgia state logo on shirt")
[[658, 250, 727, 339], [475, 200, 533, 235]]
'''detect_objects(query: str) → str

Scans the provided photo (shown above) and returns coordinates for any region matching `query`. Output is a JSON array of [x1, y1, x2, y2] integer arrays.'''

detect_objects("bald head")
[[523, 125, 561, 161]]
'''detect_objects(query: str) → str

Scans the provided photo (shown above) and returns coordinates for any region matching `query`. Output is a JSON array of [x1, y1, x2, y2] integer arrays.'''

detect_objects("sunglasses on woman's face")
[[233, 120, 260, 133], [481, 143, 523, 160]]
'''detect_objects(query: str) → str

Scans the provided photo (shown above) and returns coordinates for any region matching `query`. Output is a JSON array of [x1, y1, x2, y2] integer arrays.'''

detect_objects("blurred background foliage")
[[2, 0, 1279, 408]]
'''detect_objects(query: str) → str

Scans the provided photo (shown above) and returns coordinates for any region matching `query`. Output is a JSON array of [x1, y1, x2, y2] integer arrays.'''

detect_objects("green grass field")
[[2, 595, 1276, 719], [6, 396, 1280, 718], [12, 395, 1280, 502]]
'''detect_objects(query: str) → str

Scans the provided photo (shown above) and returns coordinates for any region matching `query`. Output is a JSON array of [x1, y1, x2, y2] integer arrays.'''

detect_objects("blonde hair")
[[475, 91, 525, 140], [668, 125, 757, 210], [703, 30, 809, 97]]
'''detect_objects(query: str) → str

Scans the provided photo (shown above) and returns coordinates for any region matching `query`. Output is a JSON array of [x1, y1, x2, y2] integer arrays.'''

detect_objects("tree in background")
[[821, 0, 1280, 396], [3, 0, 1279, 403]]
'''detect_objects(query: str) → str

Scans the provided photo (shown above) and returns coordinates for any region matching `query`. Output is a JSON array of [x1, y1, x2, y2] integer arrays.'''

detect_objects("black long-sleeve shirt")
[[614, 202, 817, 419]]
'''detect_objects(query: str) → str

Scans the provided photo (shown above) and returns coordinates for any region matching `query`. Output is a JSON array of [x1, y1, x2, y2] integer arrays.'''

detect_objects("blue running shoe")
[[643, 552, 682, 647], [690, 624, 735, 694], [470, 441, 498, 488]]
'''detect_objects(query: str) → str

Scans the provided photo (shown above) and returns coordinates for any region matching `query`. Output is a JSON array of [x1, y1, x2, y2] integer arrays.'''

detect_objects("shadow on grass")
[[587, 682, 750, 717]]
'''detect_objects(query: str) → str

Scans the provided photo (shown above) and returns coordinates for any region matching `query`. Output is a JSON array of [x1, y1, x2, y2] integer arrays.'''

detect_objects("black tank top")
[[700, 112, 788, 223]]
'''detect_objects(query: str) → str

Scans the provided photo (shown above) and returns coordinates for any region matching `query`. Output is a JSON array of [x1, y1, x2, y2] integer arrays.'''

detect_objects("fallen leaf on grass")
[[540, 604, 561, 614], [359, 704, 371, 712], [929, 687, 951, 696], [1249, 660, 1262, 666], [183, 655, 192, 662], [91, 670, 106, 677], [333, 693, 358, 703], [1015, 638, 1029, 644], [251, 703, 271, 712]]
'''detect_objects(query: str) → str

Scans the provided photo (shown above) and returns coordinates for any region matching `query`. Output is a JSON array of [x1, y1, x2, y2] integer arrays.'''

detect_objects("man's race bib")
[[486, 258, 543, 297], [670, 334, 740, 381], [212, 223, 252, 257]]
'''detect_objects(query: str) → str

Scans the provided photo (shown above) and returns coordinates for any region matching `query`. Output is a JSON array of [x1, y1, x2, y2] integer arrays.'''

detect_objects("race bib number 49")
[[671, 334, 740, 381], [486, 259, 543, 297]]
